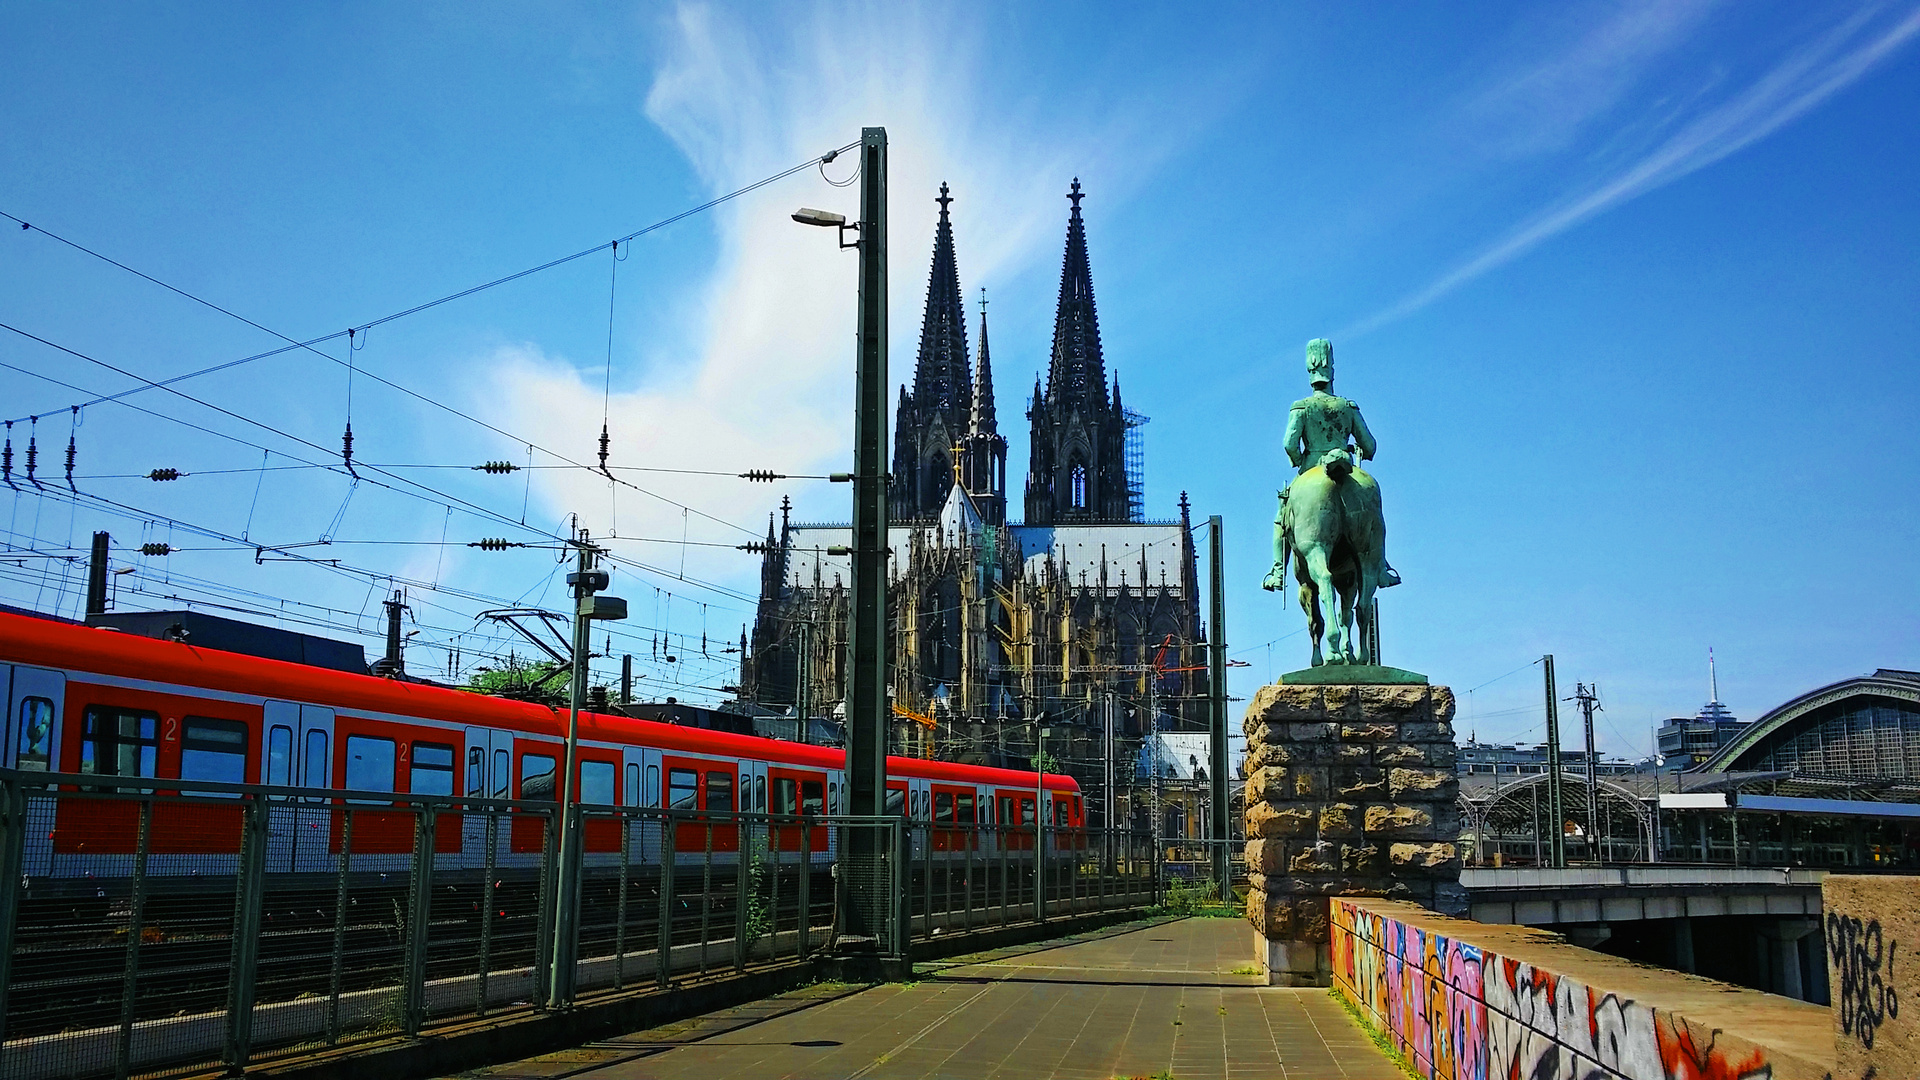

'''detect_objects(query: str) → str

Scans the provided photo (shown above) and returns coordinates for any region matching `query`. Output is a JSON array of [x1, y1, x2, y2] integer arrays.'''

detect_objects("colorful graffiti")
[[1329, 899, 1779, 1080]]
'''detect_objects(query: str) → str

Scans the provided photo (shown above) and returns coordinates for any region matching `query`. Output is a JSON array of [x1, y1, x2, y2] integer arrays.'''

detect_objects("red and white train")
[[0, 609, 1081, 875]]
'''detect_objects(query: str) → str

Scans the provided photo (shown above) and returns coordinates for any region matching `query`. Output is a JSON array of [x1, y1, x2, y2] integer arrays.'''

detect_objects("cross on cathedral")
[[1068, 177, 1084, 209], [936, 182, 952, 214]]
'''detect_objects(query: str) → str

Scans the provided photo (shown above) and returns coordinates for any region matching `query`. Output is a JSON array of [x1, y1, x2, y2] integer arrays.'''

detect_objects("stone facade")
[[1243, 681, 1463, 985]]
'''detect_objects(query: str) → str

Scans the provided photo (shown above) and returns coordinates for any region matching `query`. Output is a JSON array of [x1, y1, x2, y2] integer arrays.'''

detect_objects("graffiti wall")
[[1330, 898, 1819, 1080], [1821, 875, 1916, 1080]]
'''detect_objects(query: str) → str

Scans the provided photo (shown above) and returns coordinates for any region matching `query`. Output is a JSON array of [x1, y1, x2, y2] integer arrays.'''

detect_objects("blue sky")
[[2, 2, 1915, 757]]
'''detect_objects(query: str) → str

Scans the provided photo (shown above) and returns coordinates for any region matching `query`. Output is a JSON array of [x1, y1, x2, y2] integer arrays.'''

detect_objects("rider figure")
[[1279, 338, 1400, 587]]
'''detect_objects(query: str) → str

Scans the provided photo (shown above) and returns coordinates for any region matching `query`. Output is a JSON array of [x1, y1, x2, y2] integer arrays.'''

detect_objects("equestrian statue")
[[1262, 338, 1401, 669]]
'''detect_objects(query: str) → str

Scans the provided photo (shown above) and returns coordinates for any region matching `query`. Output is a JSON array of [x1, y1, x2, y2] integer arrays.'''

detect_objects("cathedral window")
[[1070, 464, 1087, 509]]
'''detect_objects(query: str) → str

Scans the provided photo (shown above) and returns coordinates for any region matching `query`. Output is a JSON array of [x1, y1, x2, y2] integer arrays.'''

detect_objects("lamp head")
[[792, 207, 848, 228]]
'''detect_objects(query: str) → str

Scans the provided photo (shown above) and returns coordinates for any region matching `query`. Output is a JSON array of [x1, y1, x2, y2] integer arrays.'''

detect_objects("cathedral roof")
[[908, 182, 971, 429], [937, 480, 984, 538], [1045, 178, 1107, 412], [778, 520, 1190, 597]]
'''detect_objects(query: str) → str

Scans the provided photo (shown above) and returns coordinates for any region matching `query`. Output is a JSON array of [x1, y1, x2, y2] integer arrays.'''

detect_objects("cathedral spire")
[[912, 182, 971, 426], [1048, 178, 1106, 409], [971, 289, 997, 435]]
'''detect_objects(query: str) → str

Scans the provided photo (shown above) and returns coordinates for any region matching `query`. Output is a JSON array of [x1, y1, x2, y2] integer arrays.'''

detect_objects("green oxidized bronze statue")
[[1262, 339, 1401, 669]]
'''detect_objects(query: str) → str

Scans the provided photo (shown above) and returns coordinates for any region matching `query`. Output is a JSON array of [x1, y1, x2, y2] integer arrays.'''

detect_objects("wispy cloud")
[[1344, 3, 1920, 338], [478, 3, 1177, 598]]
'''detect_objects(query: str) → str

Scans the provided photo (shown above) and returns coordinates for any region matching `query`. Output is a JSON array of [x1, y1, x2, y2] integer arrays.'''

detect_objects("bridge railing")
[[0, 770, 1160, 1080]]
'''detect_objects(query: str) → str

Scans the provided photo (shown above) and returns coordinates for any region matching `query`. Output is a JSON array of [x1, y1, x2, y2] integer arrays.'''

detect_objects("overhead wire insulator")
[[598, 423, 611, 474], [476, 461, 520, 474], [3, 420, 13, 490], [139, 543, 172, 556], [148, 468, 181, 482], [737, 541, 771, 554], [740, 469, 785, 482], [469, 538, 524, 551], [25, 417, 39, 488]]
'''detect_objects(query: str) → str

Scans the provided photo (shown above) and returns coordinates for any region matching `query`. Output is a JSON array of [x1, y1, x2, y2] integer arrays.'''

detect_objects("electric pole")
[[548, 531, 624, 1007], [85, 531, 110, 617], [1542, 654, 1566, 868], [1574, 682, 1602, 864], [797, 619, 813, 744]]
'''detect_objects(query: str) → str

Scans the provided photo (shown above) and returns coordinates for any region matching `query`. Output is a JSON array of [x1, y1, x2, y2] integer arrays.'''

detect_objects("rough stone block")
[[1334, 767, 1387, 800], [1289, 721, 1338, 742], [1248, 888, 1292, 938], [1247, 801, 1315, 839], [1422, 740, 1458, 768], [1296, 897, 1330, 943], [1333, 743, 1373, 763], [1342, 842, 1384, 875], [1364, 805, 1434, 839], [1399, 721, 1455, 742], [1249, 740, 1294, 768], [1340, 721, 1399, 741], [1374, 744, 1428, 767], [1245, 766, 1288, 803], [1318, 802, 1362, 837], [1359, 684, 1430, 715], [1289, 841, 1339, 875], [1291, 767, 1329, 800], [1245, 838, 1285, 875], [1430, 686, 1456, 723], [1433, 882, 1470, 916], [1388, 767, 1453, 799], [1389, 841, 1459, 869]]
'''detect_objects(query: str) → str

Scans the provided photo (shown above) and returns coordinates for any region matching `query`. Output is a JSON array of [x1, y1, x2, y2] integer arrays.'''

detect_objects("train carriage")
[[0, 609, 1082, 882]]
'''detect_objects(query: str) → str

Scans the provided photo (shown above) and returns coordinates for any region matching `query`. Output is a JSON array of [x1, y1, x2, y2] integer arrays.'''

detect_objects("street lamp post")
[[548, 534, 625, 1008], [794, 126, 891, 953]]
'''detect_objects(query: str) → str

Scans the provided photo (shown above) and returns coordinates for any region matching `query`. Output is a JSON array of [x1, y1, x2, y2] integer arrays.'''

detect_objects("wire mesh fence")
[[0, 771, 1161, 1080]]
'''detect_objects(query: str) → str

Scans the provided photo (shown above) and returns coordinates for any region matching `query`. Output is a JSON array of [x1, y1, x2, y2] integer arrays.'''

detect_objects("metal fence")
[[0, 771, 1160, 1080]]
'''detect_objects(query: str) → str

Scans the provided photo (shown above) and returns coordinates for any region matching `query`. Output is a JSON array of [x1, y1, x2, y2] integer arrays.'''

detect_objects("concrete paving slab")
[[446, 918, 1404, 1080]]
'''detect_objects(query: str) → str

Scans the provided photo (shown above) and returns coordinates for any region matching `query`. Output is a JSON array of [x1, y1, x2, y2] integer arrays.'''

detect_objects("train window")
[[957, 792, 975, 824], [625, 763, 640, 806], [706, 771, 734, 813], [774, 777, 797, 816], [344, 735, 396, 797], [646, 763, 660, 806], [934, 792, 953, 822], [15, 697, 53, 771], [754, 775, 766, 813], [1054, 800, 1069, 828], [667, 768, 697, 809], [80, 706, 159, 779], [266, 725, 293, 787], [739, 773, 749, 813], [886, 787, 905, 817], [492, 749, 509, 798], [303, 729, 329, 789], [580, 760, 616, 806], [1020, 798, 1036, 826], [997, 796, 1012, 826], [802, 780, 823, 816], [521, 753, 556, 801], [828, 780, 838, 814], [410, 742, 455, 797], [468, 747, 486, 796], [181, 717, 249, 785]]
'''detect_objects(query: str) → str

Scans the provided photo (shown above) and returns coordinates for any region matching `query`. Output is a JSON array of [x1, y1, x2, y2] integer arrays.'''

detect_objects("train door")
[[462, 726, 514, 867], [4, 664, 63, 772]]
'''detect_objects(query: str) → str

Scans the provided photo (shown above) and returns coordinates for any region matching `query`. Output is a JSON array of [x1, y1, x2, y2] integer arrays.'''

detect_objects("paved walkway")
[[449, 918, 1402, 1080]]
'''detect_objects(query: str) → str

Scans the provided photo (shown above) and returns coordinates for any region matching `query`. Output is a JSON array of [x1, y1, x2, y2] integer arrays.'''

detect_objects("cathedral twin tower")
[[890, 179, 1136, 528]]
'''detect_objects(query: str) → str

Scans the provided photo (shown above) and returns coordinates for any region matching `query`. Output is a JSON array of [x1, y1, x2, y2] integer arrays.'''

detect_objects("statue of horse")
[[1262, 451, 1385, 666]]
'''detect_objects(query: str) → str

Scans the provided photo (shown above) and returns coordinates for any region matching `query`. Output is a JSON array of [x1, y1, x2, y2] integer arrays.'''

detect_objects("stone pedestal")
[[1243, 680, 1463, 986]]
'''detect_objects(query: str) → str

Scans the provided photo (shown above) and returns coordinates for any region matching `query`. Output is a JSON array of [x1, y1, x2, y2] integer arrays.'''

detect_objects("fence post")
[[891, 821, 910, 959], [655, 812, 675, 990], [532, 808, 558, 1006], [733, 819, 751, 973], [328, 810, 354, 1044], [798, 817, 811, 958], [114, 798, 153, 1080], [477, 810, 498, 1017], [0, 780, 28, 1049], [224, 792, 270, 1071], [403, 803, 437, 1033], [614, 811, 631, 990]]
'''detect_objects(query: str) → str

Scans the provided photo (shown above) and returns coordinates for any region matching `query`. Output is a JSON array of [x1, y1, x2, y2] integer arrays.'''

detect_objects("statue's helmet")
[[1306, 338, 1334, 387]]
